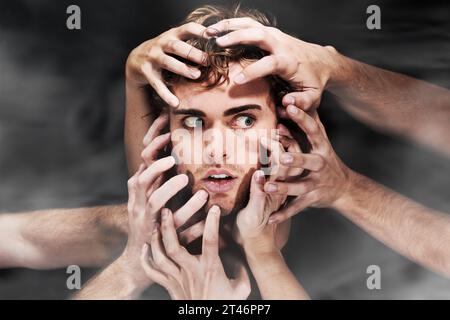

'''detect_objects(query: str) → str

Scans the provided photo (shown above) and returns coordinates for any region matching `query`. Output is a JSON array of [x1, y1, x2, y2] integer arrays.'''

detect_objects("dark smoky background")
[[0, 0, 449, 299]]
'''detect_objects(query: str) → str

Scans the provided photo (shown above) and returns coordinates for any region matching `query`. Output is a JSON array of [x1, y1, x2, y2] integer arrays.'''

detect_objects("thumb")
[[246, 170, 266, 212]]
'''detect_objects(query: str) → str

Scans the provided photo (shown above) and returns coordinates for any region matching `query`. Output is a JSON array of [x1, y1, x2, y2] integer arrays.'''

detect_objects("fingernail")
[[167, 156, 176, 165], [268, 217, 278, 224], [162, 209, 169, 218], [287, 105, 298, 115], [211, 205, 220, 215], [170, 97, 179, 107], [266, 183, 278, 193], [180, 174, 189, 184], [198, 189, 209, 200], [281, 153, 294, 164], [254, 170, 264, 183], [190, 70, 201, 79], [234, 73, 246, 84], [206, 27, 219, 35], [216, 34, 229, 44], [285, 96, 295, 105]]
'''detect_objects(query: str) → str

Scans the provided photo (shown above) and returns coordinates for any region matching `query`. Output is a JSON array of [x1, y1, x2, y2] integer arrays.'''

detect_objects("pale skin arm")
[[234, 167, 309, 300], [333, 172, 450, 278], [206, 18, 450, 157], [0, 204, 128, 270], [325, 56, 450, 156], [75, 116, 209, 300], [266, 106, 450, 278], [244, 246, 308, 300]]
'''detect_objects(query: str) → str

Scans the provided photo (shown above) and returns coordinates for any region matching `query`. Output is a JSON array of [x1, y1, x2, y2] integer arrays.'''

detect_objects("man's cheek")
[[229, 131, 260, 165]]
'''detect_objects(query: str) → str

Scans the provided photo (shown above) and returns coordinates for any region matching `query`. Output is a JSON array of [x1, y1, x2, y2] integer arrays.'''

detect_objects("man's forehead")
[[172, 80, 273, 113]]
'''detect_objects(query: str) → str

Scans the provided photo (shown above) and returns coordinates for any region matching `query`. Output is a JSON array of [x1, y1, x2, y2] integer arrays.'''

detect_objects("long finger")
[[201, 205, 221, 260], [141, 132, 171, 165], [268, 192, 317, 224], [282, 90, 322, 111], [264, 178, 316, 196], [206, 17, 263, 35], [280, 152, 325, 172], [143, 112, 170, 146], [150, 226, 180, 277], [127, 164, 146, 214], [175, 22, 209, 39], [140, 243, 169, 287], [164, 39, 207, 66], [260, 135, 289, 181], [231, 55, 278, 85], [215, 28, 274, 52], [148, 173, 189, 208], [157, 53, 202, 80], [178, 220, 205, 246], [285, 105, 326, 150], [174, 189, 209, 228], [141, 63, 179, 107], [160, 208, 194, 265], [138, 156, 176, 194]]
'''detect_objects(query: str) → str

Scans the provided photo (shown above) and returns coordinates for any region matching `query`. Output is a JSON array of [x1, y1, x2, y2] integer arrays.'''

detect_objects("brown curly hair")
[[149, 4, 291, 110], [150, 4, 310, 154]]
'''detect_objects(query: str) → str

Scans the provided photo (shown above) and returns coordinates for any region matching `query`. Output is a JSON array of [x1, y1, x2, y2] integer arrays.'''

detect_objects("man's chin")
[[205, 197, 244, 217]]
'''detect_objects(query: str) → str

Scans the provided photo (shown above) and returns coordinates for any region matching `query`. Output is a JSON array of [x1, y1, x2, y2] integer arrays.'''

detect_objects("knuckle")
[[167, 245, 180, 257], [316, 156, 326, 170], [203, 237, 217, 248], [183, 22, 196, 33], [253, 28, 266, 41], [310, 122, 320, 134], [127, 177, 136, 190], [146, 47, 159, 61], [166, 39, 177, 52], [137, 175, 147, 188]]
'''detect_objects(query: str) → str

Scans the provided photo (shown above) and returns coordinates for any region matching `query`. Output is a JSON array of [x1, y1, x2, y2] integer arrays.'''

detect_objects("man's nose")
[[203, 125, 230, 164]]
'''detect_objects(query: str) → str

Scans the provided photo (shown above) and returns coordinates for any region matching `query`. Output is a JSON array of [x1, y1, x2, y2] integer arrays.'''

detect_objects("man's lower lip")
[[202, 178, 236, 193]]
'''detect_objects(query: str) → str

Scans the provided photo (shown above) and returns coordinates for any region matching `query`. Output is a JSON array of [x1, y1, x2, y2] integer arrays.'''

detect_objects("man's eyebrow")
[[172, 108, 206, 117], [223, 105, 262, 116]]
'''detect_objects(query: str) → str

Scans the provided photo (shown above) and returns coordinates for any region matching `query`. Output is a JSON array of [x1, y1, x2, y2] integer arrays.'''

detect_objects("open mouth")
[[202, 171, 237, 193]]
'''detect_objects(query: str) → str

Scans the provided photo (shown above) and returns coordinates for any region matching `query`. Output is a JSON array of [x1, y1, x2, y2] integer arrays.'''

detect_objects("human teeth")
[[209, 174, 228, 179]]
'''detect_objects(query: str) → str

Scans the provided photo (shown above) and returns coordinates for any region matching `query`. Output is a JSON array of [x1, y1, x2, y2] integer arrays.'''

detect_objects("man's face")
[[169, 62, 277, 215]]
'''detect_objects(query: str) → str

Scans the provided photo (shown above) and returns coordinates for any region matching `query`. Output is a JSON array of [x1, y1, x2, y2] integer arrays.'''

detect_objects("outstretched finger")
[[206, 17, 263, 35], [201, 205, 221, 260]]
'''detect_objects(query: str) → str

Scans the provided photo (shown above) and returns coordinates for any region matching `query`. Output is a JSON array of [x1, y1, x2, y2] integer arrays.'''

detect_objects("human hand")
[[141, 206, 251, 300], [206, 17, 339, 111], [233, 131, 301, 253], [126, 22, 209, 107], [265, 105, 353, 224]]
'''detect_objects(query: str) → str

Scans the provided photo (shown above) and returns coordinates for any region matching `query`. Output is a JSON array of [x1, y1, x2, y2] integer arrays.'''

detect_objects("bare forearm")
[[334, 171, 450, 277], [327, 53, 450, 155], [245, 248, 309, 300], [0, 204, 128, 269], [74, 254, 152, 300]]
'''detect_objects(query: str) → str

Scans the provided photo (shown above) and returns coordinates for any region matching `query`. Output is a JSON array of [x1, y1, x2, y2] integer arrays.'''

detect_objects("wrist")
[[116, 248, 153, 294], [323, 47, 351, 92], [331, 169, 360, 213], [242, 238, 280, 262]]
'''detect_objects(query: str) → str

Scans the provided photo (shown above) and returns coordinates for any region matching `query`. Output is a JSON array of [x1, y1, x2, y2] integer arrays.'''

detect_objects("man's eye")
[[183, 116, 203, 128], [234, 115, 255, 129]]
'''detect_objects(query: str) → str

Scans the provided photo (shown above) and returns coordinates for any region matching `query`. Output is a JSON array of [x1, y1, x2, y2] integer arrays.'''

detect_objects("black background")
[[0, 0, 449, 299]]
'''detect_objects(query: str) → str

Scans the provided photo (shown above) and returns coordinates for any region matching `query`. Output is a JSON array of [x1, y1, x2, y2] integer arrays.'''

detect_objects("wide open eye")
[[183, 116, 204, 128], [233, 115, 255, 129]]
